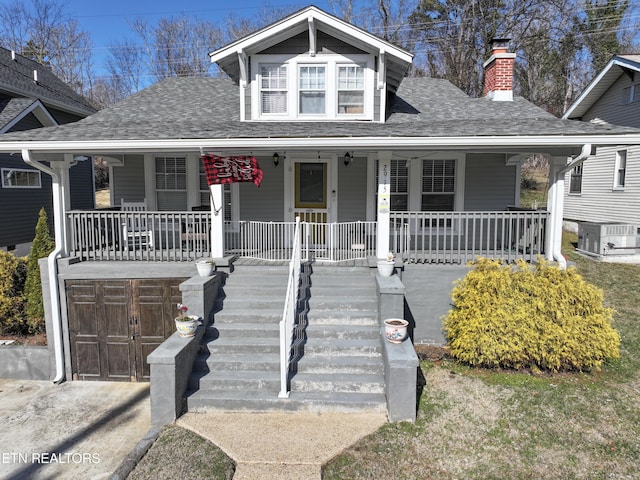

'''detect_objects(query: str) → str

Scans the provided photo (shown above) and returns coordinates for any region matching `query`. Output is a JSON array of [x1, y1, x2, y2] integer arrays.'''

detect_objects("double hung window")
[[155, 156, 187, 210], [299, 65, 326, 114], [337, 65, 365, 114], [422, 159, 455, 211], [569, 164, 583, 194], [614, 150, 627, 189], [260, 65, 288, 114]]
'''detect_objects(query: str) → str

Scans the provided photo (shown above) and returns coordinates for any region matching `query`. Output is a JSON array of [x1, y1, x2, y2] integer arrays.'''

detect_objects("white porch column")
[[53, 155, 74, 256], [376, 151, 392, 258], [545, 156, 567, 263], [209, 184, 225, 258]]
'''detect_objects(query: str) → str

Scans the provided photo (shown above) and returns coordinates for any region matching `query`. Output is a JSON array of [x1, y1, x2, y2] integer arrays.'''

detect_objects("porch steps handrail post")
[[279, 216, 302, 398]]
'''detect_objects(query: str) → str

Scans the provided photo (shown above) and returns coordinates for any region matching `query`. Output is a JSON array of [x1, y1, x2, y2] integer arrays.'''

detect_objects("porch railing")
[[67, 211, 547, 264], [278, 217, 302, 398], [390, 210, 548, 264], [67, 210, 212, 261], [224, 220, 377, 262]]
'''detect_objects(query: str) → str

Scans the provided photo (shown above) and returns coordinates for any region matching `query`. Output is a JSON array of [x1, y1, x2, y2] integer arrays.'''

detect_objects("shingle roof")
[[0, 47, 96, 117], [0, 97, 35, 130], [0, 75, 636, 145]]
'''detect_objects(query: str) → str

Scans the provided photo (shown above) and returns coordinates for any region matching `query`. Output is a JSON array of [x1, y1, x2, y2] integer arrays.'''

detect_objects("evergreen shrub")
[[24, 207, 55, 333], [0, 250, 28, 335], [443, 258, 620, 371]]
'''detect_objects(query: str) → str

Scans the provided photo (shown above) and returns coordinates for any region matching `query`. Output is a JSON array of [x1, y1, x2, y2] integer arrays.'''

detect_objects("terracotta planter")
[[384, 318, 408, 343], [195, 260, 215, 277], [376, 260, 394, 277], [175, 315, 201, 337]]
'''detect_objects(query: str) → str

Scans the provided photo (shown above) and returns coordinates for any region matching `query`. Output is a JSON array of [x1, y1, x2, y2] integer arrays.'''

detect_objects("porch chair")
[[121, 198, 154, 251]]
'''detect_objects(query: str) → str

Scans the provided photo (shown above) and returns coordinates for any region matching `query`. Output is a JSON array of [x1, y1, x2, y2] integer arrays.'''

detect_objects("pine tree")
[[24, 207, 55, 332]]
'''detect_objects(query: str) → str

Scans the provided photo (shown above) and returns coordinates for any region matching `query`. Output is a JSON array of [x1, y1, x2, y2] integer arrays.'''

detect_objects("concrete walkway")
[[0, 379, 150, 480], [178, 411, 388, 480]]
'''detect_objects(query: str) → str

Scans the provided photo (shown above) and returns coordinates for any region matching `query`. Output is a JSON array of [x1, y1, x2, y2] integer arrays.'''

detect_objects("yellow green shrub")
[[0, 250, 28, 335], [443, 258, 620, 371]]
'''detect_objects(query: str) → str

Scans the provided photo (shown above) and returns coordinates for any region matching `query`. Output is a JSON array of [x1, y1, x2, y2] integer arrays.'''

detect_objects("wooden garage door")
[[66, 278, 186, 382]]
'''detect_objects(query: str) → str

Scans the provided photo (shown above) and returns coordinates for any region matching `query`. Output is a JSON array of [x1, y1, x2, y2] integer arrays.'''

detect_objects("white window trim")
[[568, 164, 583, 195], [613, 149, 627, 191], [251, 53, 374, 121], [1, 167, 42, 189]]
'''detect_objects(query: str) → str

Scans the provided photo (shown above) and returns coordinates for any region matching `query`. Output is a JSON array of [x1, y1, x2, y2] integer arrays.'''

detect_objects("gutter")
[[22, 149, 65, 384], [550, 143, 592, 269], [2, 134, 640, 154]]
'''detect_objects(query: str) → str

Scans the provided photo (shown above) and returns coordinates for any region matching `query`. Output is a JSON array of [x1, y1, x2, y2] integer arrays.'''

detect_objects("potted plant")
[[383, 318, 409, 343], [195, 258, 215, 277], [174, 303, 201, 337], [376, 251, 395, 277]]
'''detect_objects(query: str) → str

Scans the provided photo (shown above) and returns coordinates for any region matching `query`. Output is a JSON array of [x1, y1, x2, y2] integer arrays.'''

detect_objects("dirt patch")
[[415, 344, 449, 362], [0, 333, 47, 346]]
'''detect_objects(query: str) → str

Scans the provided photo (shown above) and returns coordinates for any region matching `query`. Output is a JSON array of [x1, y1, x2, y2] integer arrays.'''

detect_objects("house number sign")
[[379, 163, 390, 213]]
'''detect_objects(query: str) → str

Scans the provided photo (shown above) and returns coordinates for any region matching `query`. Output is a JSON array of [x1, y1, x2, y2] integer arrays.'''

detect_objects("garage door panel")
[[105, 342, 133, 380]]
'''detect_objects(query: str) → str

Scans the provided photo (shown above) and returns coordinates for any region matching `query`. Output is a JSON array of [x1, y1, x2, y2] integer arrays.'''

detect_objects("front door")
[[294, 161, 329, 248]]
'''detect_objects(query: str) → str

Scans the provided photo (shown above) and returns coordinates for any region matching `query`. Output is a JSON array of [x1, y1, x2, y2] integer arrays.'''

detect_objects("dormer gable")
[[209, 5, 413, 123]]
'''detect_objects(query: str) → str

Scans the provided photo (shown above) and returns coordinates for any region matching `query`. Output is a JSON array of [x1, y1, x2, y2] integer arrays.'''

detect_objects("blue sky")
[[62, 0, 334, 72]]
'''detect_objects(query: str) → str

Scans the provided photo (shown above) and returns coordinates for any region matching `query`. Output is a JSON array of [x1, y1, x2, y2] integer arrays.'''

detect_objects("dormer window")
[[252, 54, 374, 121], [260, 65, 288, 114], [299, 65, 326, 115], [338, 65, 365, 114]]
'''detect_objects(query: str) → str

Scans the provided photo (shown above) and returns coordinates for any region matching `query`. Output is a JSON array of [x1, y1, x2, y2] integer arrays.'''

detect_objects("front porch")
[[66, 209, 547, 264]]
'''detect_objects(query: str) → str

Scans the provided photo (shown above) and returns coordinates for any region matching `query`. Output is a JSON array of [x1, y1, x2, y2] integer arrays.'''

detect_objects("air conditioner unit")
[[577, 222, 638, 256]]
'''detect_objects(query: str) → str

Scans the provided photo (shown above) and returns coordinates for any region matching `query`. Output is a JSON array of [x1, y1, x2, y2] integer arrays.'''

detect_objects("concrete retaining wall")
[[0, 346, 50, 380], [376, 274, 419, 423]]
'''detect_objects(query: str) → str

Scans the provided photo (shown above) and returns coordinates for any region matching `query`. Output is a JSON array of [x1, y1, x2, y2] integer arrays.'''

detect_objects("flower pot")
[[384, 318, 409, 343], [376, 260, 394, 277], [175, 315, 201, 337], [195, 260, 215, 277]]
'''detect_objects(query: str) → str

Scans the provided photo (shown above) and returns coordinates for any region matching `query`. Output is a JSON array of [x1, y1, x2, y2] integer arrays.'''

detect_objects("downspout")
[[550, 144, 591, 269], [22, 149, 66, 384]]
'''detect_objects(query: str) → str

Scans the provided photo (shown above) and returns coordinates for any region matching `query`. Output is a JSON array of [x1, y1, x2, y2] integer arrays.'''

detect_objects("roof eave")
[[563, 55, 640, 119], [5, 134, 640, 155], [209, 6, 413, 66]]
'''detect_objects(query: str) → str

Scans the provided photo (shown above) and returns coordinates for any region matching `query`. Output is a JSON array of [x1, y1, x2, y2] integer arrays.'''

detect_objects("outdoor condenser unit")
[[577, 222, 638, 256]]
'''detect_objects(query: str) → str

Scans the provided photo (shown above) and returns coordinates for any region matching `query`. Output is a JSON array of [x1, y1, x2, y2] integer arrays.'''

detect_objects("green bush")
[[24, 207, 55, 333], [0, 250, 28, 335], [443, 258, 620, 372]]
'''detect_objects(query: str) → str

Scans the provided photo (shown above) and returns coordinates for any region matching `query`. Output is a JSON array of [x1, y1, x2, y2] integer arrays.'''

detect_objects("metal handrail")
[[278, 217, 302, 398]]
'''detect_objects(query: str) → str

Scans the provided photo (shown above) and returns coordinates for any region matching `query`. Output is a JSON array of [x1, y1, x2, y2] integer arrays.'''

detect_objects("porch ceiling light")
[[273, 152, 280, 167], [343, 152, 352, 166]]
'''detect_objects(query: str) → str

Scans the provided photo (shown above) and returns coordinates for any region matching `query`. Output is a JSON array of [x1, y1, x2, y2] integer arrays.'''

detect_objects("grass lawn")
[[323, 232, 640, 479], [127, 232, 640, 479]]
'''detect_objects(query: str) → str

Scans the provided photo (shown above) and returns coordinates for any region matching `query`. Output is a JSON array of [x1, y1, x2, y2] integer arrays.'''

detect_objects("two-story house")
[[0, 47, 96, 255], [1, 6, 639, 393], [563, 55, 640, 259]]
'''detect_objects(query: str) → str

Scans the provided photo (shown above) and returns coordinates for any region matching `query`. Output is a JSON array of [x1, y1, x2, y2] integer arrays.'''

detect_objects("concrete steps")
[[186, 264, 386, 413]]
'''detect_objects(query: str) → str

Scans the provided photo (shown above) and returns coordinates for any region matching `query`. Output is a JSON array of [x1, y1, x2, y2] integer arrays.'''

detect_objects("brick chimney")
[[483, 38, 516, 101]]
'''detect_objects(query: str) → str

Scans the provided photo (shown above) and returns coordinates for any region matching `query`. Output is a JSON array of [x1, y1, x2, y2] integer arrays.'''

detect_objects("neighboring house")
[[1, 6, 640, 385], [562, 55, 640, 258], [0, 47, 96, 255]]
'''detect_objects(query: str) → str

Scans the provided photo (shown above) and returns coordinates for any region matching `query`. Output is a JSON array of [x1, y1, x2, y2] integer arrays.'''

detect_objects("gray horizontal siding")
[[69, 159, 95, 210], [338, 157, 367, 221], [7, 112, 42, 132], [111, 155, 146, 205], [582, 74, 640, 128], [257, 30, 367, 56], [464, 154, 517, 211], [238, 156, 284, 221], [0, 154, 53, 247], [564, 145, 640, 224]]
